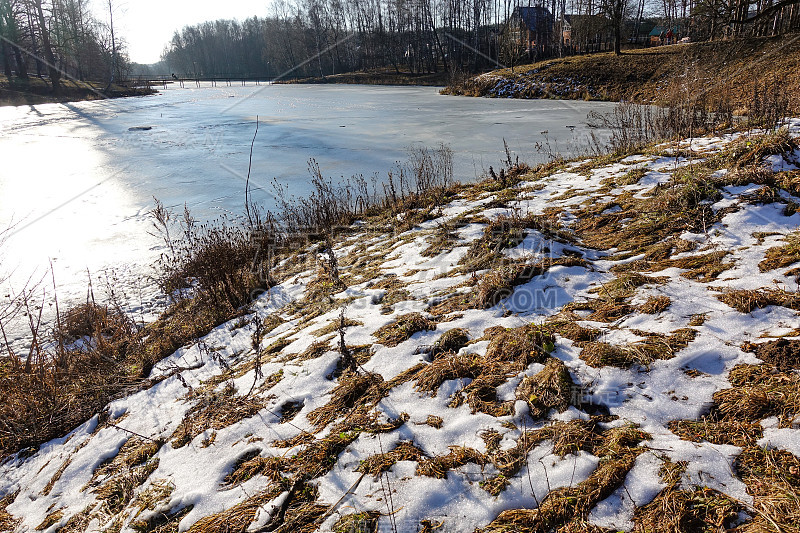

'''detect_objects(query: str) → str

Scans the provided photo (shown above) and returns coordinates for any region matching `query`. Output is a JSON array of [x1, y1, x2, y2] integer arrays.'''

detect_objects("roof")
[[649, 25, 680, 36], [514, 6, 553, 33]]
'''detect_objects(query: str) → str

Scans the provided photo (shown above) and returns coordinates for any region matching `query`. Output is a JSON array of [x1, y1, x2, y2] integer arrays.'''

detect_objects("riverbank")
[[443, 34, 800, 114], [281, 68, 449, 86], [0, 76, 155, 107], [2, 117, 799, 532]]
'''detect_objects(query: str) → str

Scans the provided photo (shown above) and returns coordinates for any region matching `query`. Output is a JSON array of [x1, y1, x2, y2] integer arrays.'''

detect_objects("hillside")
[[443, 35, 800, 114], [1, 122, 800, 532]]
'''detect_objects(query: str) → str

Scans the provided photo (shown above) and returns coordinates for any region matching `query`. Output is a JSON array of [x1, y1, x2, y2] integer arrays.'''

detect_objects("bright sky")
[[96, 0, 271, 65]]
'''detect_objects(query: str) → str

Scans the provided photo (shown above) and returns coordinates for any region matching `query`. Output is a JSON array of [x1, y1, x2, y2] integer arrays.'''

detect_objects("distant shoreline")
[[277, 69, 450, 87], [0, 77, 156, 107]]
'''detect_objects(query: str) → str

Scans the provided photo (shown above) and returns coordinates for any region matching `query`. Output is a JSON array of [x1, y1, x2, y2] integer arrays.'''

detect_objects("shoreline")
[[0, 76, 156, 107], [278, 69, 450, 87]]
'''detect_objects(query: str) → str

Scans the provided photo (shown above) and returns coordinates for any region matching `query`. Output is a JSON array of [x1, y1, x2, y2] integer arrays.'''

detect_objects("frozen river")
[[0, 84, 615, 346]]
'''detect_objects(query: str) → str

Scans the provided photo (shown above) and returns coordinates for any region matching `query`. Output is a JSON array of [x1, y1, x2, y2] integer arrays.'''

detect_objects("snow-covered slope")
[[2, 120, 800, 533]]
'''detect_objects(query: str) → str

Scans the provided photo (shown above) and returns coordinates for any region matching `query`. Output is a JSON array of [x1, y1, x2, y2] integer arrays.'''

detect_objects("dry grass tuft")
[[426, 415, 444, 428], [421, 222, 460, 258], [662, 250, 734, 282], [639, 295, 672, 314], [310, 319, 361, 338], [564, 298, 634, 322], [130, 505, 193, 533], [187, 488, 284, 533], [298, 340, 332, 360], [0, 298, 166, 458], [35, 510, 64, 531], [590, 272, 664, 299], [459, 215, 530, 271], [416, 446, 488, 478], [724, 128, 799, 170], [753, 338, 800, 371], [668, 419, 763, 447], [544, 320, 602, 344], [452, 371, 516, 417], [688, 313, 708, 326], [357, 441, 426, 477], [94, 459, 161, 514], [170, 383, 268, 448], [427, 291, 476, 316], [223, 451, 285, 487], [476, 257, 587, 308], [433, 328, 470, 355], [0, 492, 19, 532], [711, 364, 800, 426], [478, 450, 641, 532], [92, 437, 163, 481], [373, 313, 436, 347], [484, 325, 555, 367], [734, 446, 800, 532], [306, 371, 387, 431], [413, 353, 482, 396], [333, 512, 380, 533], [717, 287, 800, 313], [632, 486, 741, 532], [581, 328, 697, 369], [516, 358, 575, 419], [760, 233, 800, 273]]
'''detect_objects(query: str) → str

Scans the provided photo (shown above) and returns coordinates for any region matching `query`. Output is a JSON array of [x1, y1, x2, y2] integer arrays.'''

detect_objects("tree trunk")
[[106, 0, 116, 91], [1, 39, 12, 77], [32, 0, 59, 92]]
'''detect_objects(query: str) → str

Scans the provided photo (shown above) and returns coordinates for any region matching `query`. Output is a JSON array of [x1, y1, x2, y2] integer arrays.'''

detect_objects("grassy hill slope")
[[444, 34, 800, 114]]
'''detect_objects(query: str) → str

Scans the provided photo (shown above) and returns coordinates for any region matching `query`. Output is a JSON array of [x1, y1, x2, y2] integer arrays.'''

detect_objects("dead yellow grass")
[[224, 452, 285, 487], [357, 441, 426, 477], [735, 447, 800, 533], [0, 492, 19, 532], [478, 449, 642, 532], [581, 328, 697, 368], [170, 383, 268, 448], [432, 328, 470, 355], [306, 371, 387, 431], [373, 313, 436, 347], [187, 488, 284, 533], [760, 233, 800, 273], [416, 446, 488, 478], [445, 35, 800, 114], [639, 295, 672, 314], [516, 358, 575, 419], [484, 324, 555, 367], [413, 353, 482, 396], [717, 287, 800, 313]]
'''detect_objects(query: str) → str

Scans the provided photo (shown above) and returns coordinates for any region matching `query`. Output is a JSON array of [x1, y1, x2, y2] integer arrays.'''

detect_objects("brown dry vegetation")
[[760, 232, 800, 273], [476, 257, 587, 309], [632, 460, 742, 533], [670, 362, 800, 452], [476, 421, 649, 530], [581, 328, 697, 369], [717, 287, 800, 313], [170, 383, 270, 448], [373, 313, 436, 347], [515, 357, 576, 419], [443, 35, 800, 114]]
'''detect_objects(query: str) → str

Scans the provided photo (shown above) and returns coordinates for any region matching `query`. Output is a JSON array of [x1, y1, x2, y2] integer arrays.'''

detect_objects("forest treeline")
[[159, 0, 800, 80], [0, 0, 128, 92]]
